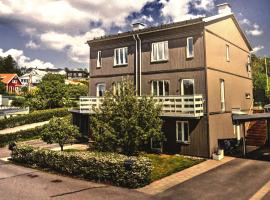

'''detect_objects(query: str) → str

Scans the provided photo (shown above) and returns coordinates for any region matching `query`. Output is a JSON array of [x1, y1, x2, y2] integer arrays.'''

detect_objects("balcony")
[[79, 95, 204, 118]]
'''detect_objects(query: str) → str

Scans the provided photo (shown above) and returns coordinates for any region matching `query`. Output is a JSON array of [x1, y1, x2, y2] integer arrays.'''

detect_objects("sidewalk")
[[137, 156, 235, 195], [0, 121, 49, 135]]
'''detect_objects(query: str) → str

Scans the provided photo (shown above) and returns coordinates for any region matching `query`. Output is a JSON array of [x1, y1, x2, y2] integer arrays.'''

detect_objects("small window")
[[97, 51, 102, 68], [151, 41, 169, 62], [181, 79, 195, 95], [176, 121, 190, 143], [226, 45, 230, 62], [186, 37, 194, 58], [12, 80, 17, 83], [220, 79, 225, 112], [151, 80, 169, 96], [245, 93, 251, 99], [114, 47, 128, 66], [96, 83, 106, 97]]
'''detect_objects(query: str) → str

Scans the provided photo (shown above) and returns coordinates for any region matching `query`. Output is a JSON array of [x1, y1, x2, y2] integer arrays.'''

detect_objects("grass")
[[145, 154, 205, 182]]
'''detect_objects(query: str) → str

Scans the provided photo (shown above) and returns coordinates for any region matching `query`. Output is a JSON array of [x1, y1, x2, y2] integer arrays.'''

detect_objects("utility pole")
[[266, 57, 269, 92]]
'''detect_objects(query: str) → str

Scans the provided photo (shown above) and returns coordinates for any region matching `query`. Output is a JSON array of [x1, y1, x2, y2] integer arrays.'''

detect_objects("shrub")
[[0, 126, 44, 147], [41, 117, 80, 151], [91, 80, 164, 156], [0, 108, 69, 130], [11, 145, 152, 188]]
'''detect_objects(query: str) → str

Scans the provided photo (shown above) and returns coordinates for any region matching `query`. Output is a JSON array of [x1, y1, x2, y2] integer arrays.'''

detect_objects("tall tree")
[[0, 55, 21, 75]]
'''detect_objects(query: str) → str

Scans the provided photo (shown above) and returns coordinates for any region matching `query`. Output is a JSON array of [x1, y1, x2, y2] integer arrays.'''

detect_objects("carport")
[[232, 113, 270, 157]]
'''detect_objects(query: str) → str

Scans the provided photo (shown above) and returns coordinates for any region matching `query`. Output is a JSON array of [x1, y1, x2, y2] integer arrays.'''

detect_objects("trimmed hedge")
[[11, 145, 152, 188], [0, 126, 44, 147], [0, 108, 69, 130]]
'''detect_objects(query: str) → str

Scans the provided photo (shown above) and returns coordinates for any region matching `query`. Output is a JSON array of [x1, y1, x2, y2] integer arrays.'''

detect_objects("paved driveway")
[[156, 158, 270, 200]]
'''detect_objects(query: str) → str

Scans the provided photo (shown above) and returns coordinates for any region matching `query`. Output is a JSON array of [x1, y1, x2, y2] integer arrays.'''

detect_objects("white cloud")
[[0, 48, 55, 69], [40, 28, 105, 63], [252, 45, 264, 53], [246, 23, 263, 36], [160, 0, 213, 22], [239, 18, 251, 26], [26, 41, 40, 49], [0, 0, 154, 65]]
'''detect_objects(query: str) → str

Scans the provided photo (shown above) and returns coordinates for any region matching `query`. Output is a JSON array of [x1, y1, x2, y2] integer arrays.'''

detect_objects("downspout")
[[133, 35, 138, 95], [137, 34, 142, 96]]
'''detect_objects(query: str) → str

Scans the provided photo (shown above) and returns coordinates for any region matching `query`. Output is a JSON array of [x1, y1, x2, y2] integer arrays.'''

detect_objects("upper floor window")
[[226, 44, 230, 62], [114, 47, 128, 66], [186, 37, 194, 58], [96, 83, 106, 97], [176, 121, 190, 143], [12, 80, 17, 83], [220, 79, 225, 112], [151, 80, 169, 96], [97, 51, 102, 68], [151, 41, 168, 62]]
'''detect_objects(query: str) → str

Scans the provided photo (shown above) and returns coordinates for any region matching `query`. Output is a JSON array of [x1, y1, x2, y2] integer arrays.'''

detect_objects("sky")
[[0, 0, 269, 70]]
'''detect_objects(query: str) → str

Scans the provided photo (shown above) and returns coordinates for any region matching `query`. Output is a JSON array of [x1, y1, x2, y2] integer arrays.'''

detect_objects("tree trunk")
[[60, 145, 64, 151]]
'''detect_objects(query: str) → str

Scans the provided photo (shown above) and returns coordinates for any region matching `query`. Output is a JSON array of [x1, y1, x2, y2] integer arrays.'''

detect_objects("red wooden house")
[[0, 74, 22, 94]]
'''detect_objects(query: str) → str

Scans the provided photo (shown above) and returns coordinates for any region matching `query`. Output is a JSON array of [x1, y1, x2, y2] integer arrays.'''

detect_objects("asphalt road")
[[0, 160, 152, 200]]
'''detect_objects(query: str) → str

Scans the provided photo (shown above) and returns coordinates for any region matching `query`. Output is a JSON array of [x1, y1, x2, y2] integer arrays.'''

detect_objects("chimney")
[[132, 22, 145, 31], [216, 3, 232, 15]]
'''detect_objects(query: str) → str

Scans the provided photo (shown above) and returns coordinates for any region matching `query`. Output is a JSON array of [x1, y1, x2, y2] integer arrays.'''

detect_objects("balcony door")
[[181, 79, 195, 95], [151, 80, 169, 96]]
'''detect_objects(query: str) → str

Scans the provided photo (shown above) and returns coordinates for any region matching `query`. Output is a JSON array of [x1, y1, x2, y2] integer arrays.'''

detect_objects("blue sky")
[[0, 0, 268, 69]]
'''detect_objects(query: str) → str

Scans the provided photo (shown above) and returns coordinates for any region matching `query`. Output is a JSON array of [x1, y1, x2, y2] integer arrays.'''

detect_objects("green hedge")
[[0, 126, 44, 148], [0, 108, 69, 130], [11, 145, 152, 188]]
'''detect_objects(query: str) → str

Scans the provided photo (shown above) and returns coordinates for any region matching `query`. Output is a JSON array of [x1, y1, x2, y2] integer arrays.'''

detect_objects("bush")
[[11, 145, 152, 188], [0, 108, 69, 130], [11, 96, 25, 107], [0, 126, 44, 147]]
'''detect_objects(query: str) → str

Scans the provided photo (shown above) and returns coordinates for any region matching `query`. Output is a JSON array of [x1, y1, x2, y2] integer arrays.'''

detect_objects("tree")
[[90, 80, 164, 156], [0, 82, 6, 94], [41, 117, 80, 151], [36, 74, 66, 109], [65, 84, 88, 99], [0, 55, 22, 75]]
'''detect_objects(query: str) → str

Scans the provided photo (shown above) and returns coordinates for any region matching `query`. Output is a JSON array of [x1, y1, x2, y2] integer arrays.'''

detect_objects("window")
[[12, 80, 17, 83], [96, 83, 106, 97], [176, 121, 190, 143], [151, 80, 169, 96], [186, 37, 194, 58], [181, 79, 195, 95], [151, 41, 168, 62], [245, 93, 251, 99], [220, 79, 225, 112], [247, 55, 251, 72], [112, 81, 122, 96], [226, 45, 230, 62], [114, 47, 128, 66], [97, 51, 102, 68]]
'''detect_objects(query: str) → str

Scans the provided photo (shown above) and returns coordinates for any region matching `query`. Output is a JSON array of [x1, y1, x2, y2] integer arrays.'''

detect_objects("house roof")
[[0, 73, 17, 84], [87, 13, 252, 51]]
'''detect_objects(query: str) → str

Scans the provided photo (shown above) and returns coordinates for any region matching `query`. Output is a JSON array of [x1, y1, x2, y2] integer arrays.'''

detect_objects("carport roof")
[[232, 113, 270, 124]]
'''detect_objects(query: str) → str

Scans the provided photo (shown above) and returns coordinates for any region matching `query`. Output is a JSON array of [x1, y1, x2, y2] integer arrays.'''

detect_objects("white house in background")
[[19, 68, 47, 87]]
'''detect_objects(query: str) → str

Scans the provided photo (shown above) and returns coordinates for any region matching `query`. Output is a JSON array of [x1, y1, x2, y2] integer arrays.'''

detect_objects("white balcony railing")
[[80, 95, 204, 118]]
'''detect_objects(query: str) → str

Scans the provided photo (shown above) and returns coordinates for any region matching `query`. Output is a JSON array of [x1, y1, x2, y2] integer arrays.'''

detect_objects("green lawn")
[[145, 154, 205, 182]]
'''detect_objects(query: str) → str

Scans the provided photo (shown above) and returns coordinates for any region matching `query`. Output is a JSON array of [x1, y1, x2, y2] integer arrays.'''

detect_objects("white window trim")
[[180, 79, 195, 95], [151, 80, 169, 96], [186, 37, 194, 58], [176, 121, 190, 143], [97, 51, 102, 68], [151, 41, 169, 62], [220, 79, 225, 112], [114, 47, 128, 66], [96, 83, 106, 97], [226, 44, 230, 62]]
